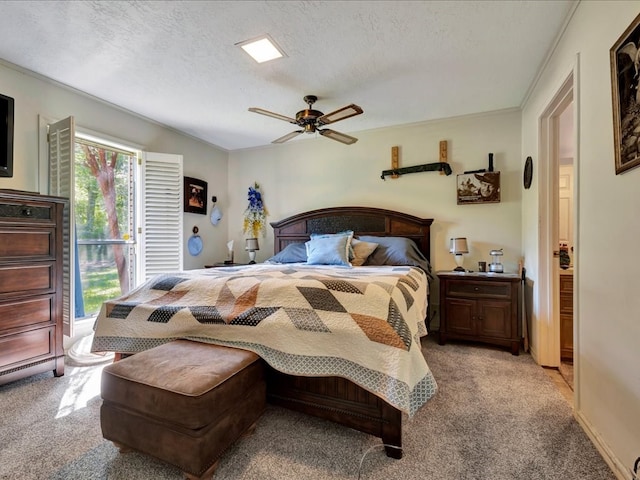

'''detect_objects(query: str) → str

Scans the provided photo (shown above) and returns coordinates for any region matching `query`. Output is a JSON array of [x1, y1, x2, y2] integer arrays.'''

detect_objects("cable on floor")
[[357, 443, 402, 480]]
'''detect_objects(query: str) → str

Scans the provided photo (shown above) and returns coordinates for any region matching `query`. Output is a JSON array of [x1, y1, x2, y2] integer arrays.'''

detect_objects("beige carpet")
[[0, 337, 614, 480]]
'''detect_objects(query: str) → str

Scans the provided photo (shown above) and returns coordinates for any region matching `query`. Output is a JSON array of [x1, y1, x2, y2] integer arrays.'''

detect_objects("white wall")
[[0, 60, 228, 270], [228, 109, 522, 317], [521, 1, 640, 476]]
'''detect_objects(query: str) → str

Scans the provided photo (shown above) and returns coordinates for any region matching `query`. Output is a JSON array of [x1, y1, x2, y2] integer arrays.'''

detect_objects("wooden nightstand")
[[437, 271, 521, 355]]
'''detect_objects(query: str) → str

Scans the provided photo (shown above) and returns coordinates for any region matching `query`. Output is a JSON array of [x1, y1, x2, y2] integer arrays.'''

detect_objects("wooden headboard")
[[270, 206, 433, 262]]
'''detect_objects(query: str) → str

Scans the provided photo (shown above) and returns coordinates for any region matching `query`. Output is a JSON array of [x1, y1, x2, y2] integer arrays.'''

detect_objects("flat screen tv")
[[0, 93, 14, 177]]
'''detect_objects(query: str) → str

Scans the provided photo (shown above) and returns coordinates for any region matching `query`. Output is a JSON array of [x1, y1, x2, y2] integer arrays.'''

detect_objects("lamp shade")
[[449, 237, 469, 254], [245, 238, 260, 251]]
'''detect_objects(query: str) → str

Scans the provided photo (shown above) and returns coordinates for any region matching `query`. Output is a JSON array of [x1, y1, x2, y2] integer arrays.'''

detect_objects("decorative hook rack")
[[381, 141, 452, 180], [381, 162, 452, 180]]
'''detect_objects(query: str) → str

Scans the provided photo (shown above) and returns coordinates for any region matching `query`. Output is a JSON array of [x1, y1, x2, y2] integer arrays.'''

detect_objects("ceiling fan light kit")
[[249, 95, 363, 145]]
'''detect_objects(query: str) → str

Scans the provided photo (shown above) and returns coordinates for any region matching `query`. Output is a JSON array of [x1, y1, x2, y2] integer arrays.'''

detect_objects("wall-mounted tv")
[[0, 93, 15, 177]]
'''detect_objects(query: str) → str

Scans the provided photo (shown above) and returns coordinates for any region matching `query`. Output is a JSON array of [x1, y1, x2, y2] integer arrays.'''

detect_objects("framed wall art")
[[610, 13, 640, 175], [456, 171, 500, 205], [184, 176, 207, 215]]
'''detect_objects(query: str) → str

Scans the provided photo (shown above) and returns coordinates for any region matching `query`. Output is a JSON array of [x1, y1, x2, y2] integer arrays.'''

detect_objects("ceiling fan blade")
[[318, 129, 358, 145], [317, 104, 363, 125], [272, 130, 304, 144], [248, 107, 297, 124]]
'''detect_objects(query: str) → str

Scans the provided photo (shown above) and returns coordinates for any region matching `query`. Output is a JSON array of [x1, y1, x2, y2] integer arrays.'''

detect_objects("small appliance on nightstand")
[[489, 249, 504, 273]]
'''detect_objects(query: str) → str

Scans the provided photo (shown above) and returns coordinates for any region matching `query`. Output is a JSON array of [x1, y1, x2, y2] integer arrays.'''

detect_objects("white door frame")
[[536, 62, 580, 381]]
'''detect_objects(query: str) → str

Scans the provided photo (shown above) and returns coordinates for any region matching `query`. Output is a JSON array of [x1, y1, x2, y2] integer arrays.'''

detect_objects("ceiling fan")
[[248, 95, 363, 145]]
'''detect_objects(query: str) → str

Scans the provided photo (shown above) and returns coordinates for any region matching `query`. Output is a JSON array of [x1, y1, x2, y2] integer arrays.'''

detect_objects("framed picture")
[[184, 176, 207, 215], [456, 171, 500, 205], [610, 13, 640, 175]]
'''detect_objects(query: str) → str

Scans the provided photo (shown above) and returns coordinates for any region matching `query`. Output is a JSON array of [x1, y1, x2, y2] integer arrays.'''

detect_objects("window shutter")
[[138, 152, 183, 281], [47, 116, 75, 337]]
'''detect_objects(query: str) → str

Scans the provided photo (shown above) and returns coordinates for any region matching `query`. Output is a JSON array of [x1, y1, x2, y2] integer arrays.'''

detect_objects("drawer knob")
[[22, 207, 33, 217], [474, 287, 479, 291]]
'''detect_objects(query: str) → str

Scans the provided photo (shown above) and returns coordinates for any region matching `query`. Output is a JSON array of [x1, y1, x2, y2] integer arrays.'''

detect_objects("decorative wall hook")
[[381, 162, 452, 180]]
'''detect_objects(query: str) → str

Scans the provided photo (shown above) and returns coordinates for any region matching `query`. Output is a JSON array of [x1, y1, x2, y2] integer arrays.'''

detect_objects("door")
[[536, 72, 576, 368], [47, 117, 183, 335]]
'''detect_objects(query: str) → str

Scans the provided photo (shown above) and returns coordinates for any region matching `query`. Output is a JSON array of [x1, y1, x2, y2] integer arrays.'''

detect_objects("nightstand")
[[437, 271, 521, 355]]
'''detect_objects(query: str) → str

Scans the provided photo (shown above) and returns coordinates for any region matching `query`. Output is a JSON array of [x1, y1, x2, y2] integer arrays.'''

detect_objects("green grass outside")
[[80, 265, 123, 315]]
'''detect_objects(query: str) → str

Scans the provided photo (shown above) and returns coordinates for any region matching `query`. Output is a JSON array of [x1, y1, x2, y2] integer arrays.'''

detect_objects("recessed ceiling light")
[[236, 34, 286, 63]]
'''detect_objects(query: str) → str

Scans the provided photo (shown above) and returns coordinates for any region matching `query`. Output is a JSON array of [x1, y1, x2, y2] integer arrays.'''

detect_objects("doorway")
[[537, 68, 578, 401], [557, 102, 575, 390]]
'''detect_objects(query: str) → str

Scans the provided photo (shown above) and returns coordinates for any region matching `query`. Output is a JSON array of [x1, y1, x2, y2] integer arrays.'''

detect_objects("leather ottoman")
[[100, 340, 266, 479]]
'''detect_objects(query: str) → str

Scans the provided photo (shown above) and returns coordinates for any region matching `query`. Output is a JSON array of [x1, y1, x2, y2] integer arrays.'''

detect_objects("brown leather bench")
[[100, 340, 266, 479]]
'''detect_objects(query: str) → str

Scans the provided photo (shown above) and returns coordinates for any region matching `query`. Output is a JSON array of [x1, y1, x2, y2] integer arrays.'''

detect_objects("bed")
[[91, 206, 436, 458]]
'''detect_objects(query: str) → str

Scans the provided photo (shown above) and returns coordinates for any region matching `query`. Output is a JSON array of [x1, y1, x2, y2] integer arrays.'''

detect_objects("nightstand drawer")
[[445, 280, 512, 299]]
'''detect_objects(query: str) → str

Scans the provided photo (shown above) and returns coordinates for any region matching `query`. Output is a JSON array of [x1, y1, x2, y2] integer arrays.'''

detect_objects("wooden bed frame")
[[267, 206, 433, 458]]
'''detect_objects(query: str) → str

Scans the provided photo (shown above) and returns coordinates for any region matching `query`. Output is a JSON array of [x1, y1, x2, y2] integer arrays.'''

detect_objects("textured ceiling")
[[0, 0, 576, 151]]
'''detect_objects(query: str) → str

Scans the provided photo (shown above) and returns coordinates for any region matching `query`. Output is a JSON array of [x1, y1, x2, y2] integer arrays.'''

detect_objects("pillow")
[[350, 238, 379, 266], [310, 230, 354, 259], [305, 235, 351, 267], [265, 243, 307, 263], [358, 236, 432, 276]]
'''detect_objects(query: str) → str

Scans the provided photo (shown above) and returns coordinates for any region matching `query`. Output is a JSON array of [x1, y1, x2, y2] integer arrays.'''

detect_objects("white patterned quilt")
[[91, 263, 437, 415]]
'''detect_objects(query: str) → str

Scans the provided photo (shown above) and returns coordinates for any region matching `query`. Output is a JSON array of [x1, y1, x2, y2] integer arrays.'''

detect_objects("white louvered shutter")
[[137, 152, 183, 282], [48, 116, 75, 337]]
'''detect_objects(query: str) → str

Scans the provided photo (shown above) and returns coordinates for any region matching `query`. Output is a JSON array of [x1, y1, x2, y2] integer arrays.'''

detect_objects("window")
[[74, 136, 136, 317], [47, 116, 183, 336]]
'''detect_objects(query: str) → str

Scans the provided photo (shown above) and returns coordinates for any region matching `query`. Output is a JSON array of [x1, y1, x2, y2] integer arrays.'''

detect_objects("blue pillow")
[[358, 236, 432, 276], [265, 243, 307, 263], [305, 235, 351, 267], [310, 230, 354, 259]]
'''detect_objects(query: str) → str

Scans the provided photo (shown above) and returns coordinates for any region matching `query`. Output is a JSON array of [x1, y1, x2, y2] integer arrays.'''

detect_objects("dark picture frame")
[[456, 171, 500, 205], [183, 176, 207, 215], [610, 13, 640, 175]]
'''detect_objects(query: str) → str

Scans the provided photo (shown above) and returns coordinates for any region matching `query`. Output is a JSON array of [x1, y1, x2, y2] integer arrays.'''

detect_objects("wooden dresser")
[[437, 271, 521, 355], [0, 190, 66, 385], [559, 270, 573, 361]]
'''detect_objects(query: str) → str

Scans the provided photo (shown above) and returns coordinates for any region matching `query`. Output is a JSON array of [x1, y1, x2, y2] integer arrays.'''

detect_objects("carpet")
[[0, 337, 614, 480]]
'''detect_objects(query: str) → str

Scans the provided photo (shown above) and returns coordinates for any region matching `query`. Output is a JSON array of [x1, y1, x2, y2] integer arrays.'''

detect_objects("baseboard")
[[575, 410, 632, 480]]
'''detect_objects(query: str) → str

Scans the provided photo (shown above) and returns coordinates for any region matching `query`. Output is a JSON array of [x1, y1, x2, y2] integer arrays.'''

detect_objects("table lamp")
[[245, 238, 259, 264], [450, 237, 469, 272]]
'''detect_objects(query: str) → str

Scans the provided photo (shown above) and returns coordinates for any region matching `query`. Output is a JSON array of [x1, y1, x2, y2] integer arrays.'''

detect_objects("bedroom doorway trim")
[[536, 57, 580, 405]]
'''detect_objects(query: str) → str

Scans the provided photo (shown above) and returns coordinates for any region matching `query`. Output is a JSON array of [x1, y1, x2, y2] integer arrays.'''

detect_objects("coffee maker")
[[489, 249, 504, 273]]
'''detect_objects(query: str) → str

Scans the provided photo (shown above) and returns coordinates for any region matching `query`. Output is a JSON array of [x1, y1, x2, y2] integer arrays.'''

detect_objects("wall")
[[228, 109, 522, 320], [0, 60, 228, 270], [521, 1, 640, 476]]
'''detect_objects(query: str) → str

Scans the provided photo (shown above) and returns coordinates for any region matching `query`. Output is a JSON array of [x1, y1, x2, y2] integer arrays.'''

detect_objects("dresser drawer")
[[0, 263, 55, 297], [0, 228, 55, 260], [0, 295, 54, 331], [0, 201, 55, 223], [445, 280, 512, 299], [0, 326, 54, 367]]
